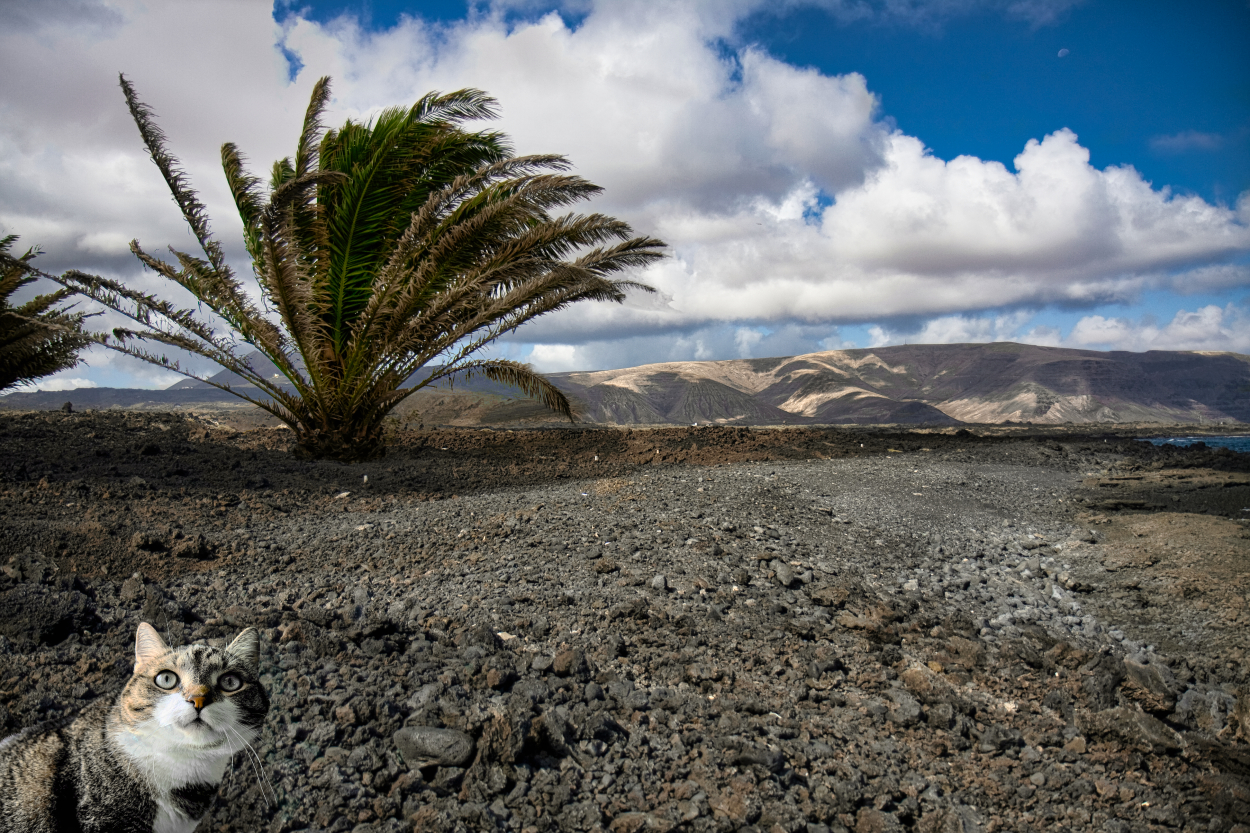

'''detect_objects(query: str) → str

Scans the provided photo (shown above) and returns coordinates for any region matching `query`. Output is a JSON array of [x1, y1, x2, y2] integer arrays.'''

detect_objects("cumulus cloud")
[[1, 0, 1246, 387], [1066, 304, 1250, 353], [6, 376, 98, 394], [820, 130, 1249, 295], [279, 10, 888, 210], [857, 304, 1250, 356], [526, 344, 582, 373], [47, 345, 202, 390], [515, 321, 848, 372], [734, 327, 765, 357], [866, 310, 1039, 346]]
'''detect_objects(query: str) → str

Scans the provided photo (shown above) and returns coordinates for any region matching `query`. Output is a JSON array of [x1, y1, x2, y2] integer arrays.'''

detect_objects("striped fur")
[[0, 624, 269, 833]]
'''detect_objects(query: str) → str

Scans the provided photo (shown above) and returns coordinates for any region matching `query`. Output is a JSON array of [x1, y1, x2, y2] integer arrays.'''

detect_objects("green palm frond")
[[317, 90, 514, 351], [295, 76, 332, 178], [222, 142, 265, 264], [0, 237, 94, 391]]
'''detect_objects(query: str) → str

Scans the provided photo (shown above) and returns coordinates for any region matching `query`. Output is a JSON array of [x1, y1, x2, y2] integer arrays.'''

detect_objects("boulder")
[[394, 726, 475, 769], [1076, 706, 1183, 754]]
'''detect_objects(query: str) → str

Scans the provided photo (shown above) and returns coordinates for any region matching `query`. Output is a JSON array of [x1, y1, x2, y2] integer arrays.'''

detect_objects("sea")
[[1139, 435, 1250, 454]]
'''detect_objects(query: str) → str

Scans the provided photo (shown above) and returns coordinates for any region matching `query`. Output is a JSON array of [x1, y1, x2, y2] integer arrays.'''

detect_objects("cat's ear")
[[134, 622, 170, 671], [227, 627, 261, 671]]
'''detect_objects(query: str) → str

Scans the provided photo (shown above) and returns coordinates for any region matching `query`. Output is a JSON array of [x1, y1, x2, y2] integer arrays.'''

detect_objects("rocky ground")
[[1, 410, 1248, 833]]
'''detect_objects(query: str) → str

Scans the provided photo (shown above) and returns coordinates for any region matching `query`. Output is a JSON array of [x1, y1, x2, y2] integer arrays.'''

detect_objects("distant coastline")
[[1142, 435, 1250, 454]]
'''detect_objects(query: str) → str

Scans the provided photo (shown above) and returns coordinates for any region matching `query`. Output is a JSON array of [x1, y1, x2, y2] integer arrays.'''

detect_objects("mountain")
[[3, 343, 1248, 426], [546, 343, 1250, 425]]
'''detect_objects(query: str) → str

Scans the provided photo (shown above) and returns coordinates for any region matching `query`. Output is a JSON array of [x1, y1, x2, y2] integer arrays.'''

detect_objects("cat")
[[0, 622, 270, 833]]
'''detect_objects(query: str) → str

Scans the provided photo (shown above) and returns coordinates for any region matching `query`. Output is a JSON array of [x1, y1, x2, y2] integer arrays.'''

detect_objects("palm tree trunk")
[[291, 419, 386, 462]]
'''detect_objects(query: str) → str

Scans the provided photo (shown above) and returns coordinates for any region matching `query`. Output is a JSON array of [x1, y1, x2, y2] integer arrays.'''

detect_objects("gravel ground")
[[1, 411, 1248, 833]]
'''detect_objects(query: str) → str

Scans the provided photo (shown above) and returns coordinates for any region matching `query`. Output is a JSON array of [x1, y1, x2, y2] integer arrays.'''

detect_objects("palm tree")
[[21, 75, 665, 461], [0, 236, 93, 392]]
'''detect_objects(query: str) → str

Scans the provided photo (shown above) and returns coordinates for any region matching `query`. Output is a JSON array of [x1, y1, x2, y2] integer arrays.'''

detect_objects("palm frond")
[[118, 74, 227, 275], [0, 239, 93, 390], [410, 88, 501, 126], [221, 142, 264, 264], [295, 76, 332, 178], [271, 157, 295, 190]]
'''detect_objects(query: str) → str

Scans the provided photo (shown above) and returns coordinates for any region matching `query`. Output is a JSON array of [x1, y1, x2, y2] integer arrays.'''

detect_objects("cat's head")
[[115, 622, 270, 753]]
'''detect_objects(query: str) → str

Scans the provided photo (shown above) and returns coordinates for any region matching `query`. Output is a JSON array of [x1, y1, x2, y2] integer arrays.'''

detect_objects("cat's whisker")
[[227, 725, 276, 808], [224, 727, 263, 805], [224, 728, 259, 792], [222, 722, 243, 790]]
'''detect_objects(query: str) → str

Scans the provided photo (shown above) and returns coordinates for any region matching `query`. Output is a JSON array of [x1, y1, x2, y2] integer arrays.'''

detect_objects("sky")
[[1, 0, 1248, 391]]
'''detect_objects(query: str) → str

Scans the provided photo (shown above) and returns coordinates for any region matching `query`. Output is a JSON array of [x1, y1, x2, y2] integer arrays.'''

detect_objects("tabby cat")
[[0, 622, 270, 833]]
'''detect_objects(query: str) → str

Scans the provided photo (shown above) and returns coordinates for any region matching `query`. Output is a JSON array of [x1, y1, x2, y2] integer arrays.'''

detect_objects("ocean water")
[[1140, 435, 1250, 454]]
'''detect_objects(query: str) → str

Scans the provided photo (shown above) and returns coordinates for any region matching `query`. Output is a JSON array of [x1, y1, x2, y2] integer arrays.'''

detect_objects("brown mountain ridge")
[[2, 342, 1248, 426], [548, 342, 1250, 425]]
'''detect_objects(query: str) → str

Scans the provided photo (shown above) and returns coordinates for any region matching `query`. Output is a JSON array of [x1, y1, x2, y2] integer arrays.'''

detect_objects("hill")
[[548, 342, 1250, 425]]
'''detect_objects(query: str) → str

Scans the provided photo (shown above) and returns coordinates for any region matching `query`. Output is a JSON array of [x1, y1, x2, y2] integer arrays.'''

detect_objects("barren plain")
[[1, 410, 1248, 833]]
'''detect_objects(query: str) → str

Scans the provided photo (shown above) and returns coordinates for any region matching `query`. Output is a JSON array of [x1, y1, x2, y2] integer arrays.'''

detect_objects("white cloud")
[[521, 320, 850, 372], [0, 0, 123, 36], [279, 12, 887, 210], [819, 129, 1248, 293], [867, 310, 1036, 346], [511, 128, 1250, 346], [1004, 0, 1085, 27], [527, 344, 582, 372], [1066, 304, 1250, 353], [39, 343, 218, 391], [734, 327, 765, 357], [7, 376, 98, 394], [864, 304, 1250, 355]]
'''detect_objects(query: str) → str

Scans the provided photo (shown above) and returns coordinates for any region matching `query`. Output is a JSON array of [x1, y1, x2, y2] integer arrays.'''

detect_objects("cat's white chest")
[[153, 801, 201, 833], [112, 724, 232, 790]]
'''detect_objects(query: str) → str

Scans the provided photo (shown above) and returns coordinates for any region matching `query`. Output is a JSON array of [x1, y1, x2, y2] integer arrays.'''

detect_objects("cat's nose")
[[184, 684, 212, 711]]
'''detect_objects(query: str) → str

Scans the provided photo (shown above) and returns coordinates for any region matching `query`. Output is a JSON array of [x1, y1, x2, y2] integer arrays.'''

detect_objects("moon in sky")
[[1058, 48, 1070, 57]]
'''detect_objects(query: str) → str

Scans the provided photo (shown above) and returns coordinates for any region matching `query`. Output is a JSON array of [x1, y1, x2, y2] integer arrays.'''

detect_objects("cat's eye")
[[154, 671, 179, 690], [218, 673, 243, 693]]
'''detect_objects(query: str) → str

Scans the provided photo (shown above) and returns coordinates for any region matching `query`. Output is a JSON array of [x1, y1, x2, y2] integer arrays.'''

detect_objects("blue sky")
[[1, 0, 1248, 389]]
